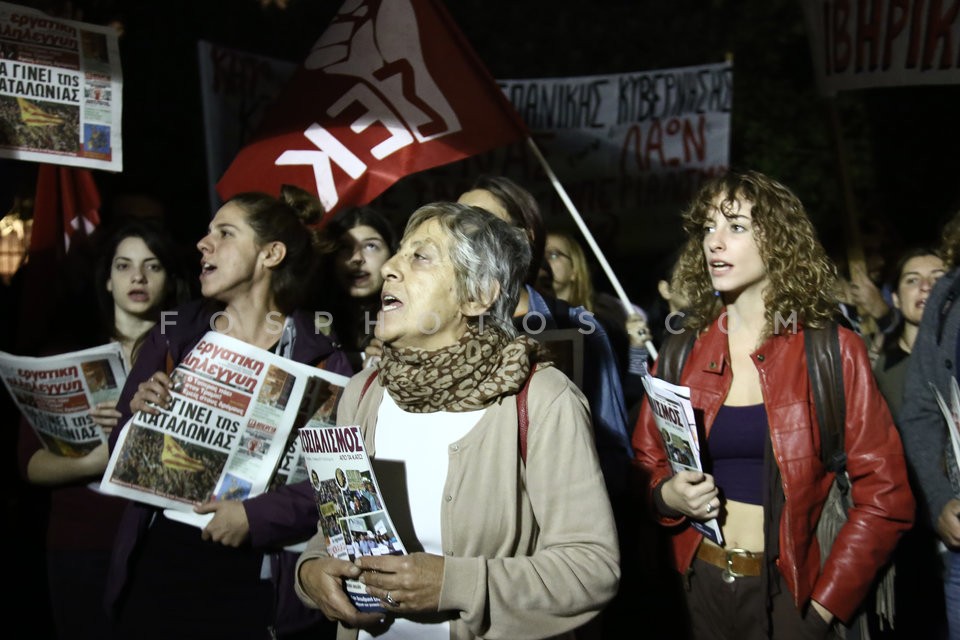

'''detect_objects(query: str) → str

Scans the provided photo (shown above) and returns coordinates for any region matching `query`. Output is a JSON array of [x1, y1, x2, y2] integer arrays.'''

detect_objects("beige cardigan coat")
[[295, 364, 620, 640]]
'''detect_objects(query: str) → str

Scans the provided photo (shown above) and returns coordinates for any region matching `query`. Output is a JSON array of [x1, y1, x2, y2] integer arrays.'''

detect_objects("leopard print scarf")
[[378, 323, 540, 413]]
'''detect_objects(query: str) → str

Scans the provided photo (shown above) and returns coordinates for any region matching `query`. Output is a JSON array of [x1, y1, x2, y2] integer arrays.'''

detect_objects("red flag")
[[216, 0, 527, 217], [17, 165, 101, 352], [29, 164, 101, 255]]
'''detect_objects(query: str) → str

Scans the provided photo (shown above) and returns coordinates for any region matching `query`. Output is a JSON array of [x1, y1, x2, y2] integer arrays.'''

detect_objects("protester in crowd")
[[456, 176, 633, 497], [105, 188, 353, 639], [899, 211, 960, 640], [541, 230, 594, 310], [873, 247, 947, 416], [870, 245, 949, 639], [16, 217, 194, 639], [540, 228, 651, 410], [632, 170, 914, 638], [317, 205, 398, 372], [295, 202, 620, 639]]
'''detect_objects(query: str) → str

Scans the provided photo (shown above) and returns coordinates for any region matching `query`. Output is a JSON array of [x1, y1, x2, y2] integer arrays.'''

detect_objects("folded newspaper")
[[930, 378, 960, 484], [299, 423, 407, 613], [99, 331, 349, 528], [641, 373, 723, 545], [0, 343, 127, 456]]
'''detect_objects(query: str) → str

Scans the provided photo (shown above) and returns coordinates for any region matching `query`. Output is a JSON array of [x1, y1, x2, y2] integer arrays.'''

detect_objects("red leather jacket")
[[632, 316, 914, 622]]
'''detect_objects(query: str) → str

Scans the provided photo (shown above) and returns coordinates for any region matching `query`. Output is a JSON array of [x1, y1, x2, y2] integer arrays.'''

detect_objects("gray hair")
[[404, 202, 530, 337]]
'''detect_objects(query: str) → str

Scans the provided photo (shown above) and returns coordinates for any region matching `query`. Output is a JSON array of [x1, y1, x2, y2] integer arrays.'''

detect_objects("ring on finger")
[[384, 592, 399, 607], [705, 502, 714, 514]]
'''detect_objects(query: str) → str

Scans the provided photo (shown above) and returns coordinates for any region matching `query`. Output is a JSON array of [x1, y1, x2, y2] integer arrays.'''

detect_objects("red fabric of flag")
[[17, 164, 101, 353], [216, 0, 527, 220], [29, 164, 101, 255]]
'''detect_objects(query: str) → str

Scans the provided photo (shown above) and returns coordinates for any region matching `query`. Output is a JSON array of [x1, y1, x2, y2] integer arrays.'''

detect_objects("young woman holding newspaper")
[[105, 188, 352, 639], [17, 217, 193, 640], [295, 202, 620, 640], [631, 171, 914, 639]]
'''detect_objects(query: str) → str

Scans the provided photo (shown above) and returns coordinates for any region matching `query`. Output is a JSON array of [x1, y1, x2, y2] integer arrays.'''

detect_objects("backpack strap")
[[517, 364, 537, 464], [359, 370, 378, 402], [656, 329, 697, 385], [804, 323, 847, 473]]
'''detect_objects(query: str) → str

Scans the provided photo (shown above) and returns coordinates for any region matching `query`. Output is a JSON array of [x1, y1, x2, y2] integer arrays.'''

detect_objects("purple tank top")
[[709, 403, 767, 505]]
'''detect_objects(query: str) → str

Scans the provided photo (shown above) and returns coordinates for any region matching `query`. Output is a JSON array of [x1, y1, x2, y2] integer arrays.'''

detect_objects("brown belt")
[[696, 543, 763, 577]]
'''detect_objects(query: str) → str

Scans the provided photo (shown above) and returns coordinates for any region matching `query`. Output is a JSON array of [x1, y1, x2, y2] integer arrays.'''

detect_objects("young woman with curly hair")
[[632, 170, 914, 639]]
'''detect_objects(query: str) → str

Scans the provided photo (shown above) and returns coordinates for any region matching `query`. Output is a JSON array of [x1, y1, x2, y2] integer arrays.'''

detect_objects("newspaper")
[[299, 423, 408, 613], [641, 373, 723, 545], [99, 331, 350, 527], [0, 342, 127, 456], [930, 378, 960, 486], [0, 2, 123, 170]]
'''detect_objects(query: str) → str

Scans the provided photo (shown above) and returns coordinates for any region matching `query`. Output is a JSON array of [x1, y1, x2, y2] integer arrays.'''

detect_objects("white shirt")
[[358, 391, 486, 640]]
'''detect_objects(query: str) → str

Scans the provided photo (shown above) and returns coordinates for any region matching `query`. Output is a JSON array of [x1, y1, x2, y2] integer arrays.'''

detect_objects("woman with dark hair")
[[872, 246, 949, 639], [106, 187, 352, 639], [295, 202, 619, 639], [632, 170, 914, 639], [17, 217, 194, 639], [318, 205, 398, 372], [873, 247, 946, 416], [92, 218, 196, 365]]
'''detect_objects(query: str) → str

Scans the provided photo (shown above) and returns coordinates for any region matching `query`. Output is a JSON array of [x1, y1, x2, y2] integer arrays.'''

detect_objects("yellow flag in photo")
[[16, 97, 65, 126], [160, 434, 205, 472]]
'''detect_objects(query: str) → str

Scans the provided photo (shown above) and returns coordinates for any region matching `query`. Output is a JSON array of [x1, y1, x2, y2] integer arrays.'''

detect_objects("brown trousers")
[[684, 557, 834, 640]]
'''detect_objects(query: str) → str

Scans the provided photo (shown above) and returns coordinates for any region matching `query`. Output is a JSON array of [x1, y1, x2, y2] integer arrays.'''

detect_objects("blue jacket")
[[523, 286, 633, 495]]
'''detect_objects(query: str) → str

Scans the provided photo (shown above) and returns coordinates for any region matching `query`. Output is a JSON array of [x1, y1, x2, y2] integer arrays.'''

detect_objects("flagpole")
[[526, 137, 657, 359]]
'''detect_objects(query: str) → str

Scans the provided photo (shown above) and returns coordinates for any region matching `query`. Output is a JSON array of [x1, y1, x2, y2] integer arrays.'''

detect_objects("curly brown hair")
[[672, 170, 839, 336]]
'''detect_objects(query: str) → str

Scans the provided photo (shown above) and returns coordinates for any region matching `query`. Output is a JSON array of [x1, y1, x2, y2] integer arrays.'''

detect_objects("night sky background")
[[3, 0, 958, 301]]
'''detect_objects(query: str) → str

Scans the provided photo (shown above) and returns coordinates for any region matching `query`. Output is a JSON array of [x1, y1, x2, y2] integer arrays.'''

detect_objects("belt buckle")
[[721, 547, 755, 583]]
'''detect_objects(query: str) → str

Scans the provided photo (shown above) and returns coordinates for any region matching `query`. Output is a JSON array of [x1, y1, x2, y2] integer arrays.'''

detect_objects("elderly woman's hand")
[[661, 470, 720, 520], [131, 371, 173, 415], [299, 556, 391, 630], [355, 552, 444, 613]]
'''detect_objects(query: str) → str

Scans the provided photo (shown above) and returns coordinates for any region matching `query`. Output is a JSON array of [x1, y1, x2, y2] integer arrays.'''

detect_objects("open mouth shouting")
[[381, 292, 402, 312], [200, 260, 216, 280]]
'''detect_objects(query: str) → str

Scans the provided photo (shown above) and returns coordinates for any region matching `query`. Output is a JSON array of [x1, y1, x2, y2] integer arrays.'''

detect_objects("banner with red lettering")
[[498, 61, 732, 181], [215, 0, 527, 216], [802, 0, 960, 95]]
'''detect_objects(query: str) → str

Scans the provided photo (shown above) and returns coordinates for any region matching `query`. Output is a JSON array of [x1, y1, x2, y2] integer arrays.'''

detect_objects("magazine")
[[929, 378, 960, 483], [0, 343, 127, 457], [641, 373, 723, 545], [299, 423, 408, 613], [99, 331, 349, 528]]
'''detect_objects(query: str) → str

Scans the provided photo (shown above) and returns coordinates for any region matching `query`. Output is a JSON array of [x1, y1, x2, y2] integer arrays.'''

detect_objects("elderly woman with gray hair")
[[295, 202, 620, 639]]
